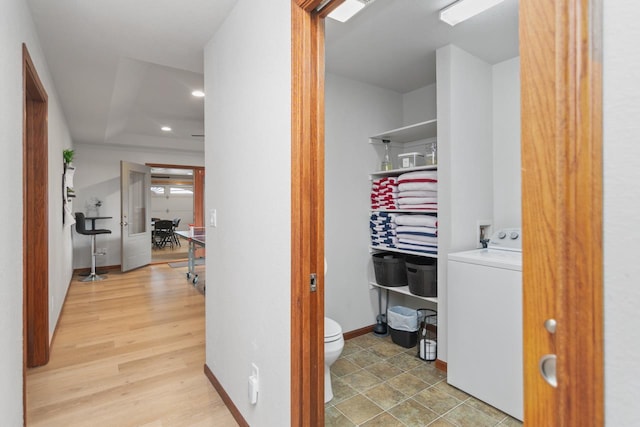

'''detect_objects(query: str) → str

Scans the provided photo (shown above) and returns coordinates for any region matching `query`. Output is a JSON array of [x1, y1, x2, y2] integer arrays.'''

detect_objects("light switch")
[[210, 209, 217, 227]]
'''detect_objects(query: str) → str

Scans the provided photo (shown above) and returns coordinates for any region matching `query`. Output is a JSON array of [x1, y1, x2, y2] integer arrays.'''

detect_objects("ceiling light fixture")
[[161, 126, 172, 132], [191, 90, 205, 98], [327, 0, 367, 23], [439, 0, 506, 26]]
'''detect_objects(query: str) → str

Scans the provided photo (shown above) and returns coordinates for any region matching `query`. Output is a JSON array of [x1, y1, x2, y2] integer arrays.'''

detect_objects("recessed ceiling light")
[[328, 0, 366, 23], [191, 90, 205, 98], [440, 0, 506, 26], [161, 126, 172, 132]]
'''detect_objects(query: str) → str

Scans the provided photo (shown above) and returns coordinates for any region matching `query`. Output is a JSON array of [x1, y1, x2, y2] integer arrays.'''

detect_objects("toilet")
[[324, 317, 344, 403]]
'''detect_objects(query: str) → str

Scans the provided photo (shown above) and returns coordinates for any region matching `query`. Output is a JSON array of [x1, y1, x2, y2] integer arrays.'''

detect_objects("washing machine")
[[447, 228, 523, 421]]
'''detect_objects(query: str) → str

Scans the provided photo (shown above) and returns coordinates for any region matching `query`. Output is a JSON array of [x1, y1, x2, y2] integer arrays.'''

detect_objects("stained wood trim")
[[291, 1, 332, 425], [435, 359, 447, 373], [22, 43, 49, 371], [520, 0, 603, 425], [145, 163, 197, 169], [343, 325, 374, 341], [193, 167, 205, 227], [294, 0, 325, 12], [317, 0, 345, 18], [203, 364, 249, 427]]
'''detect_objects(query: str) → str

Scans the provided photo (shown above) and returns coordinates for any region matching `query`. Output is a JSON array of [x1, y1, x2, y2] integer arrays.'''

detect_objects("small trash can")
[[387, 306, 418, 348]]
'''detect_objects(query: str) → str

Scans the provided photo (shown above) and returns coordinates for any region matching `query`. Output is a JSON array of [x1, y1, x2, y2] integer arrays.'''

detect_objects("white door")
[[120, 161, 151, 272]]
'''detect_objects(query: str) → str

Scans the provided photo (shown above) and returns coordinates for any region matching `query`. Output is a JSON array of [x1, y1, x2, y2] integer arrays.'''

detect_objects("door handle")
[[544, 318, 557, 334], [121, 221, 128, 226], [539, 354, 558, 388]]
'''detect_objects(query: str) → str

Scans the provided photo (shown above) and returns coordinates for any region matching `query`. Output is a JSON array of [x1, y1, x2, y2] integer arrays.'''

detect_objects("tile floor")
[[325, 333, 523, 427]]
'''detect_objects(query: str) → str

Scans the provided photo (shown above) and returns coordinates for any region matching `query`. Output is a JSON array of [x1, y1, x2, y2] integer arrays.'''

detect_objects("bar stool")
[[75, 212, 112, 282]]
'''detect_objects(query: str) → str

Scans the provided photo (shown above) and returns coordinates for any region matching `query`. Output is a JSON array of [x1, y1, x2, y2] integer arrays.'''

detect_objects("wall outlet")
[[248, 363, 259, 405]]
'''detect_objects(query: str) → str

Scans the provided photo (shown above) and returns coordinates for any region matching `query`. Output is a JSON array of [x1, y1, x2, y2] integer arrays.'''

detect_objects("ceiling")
[[325, 0, 519, 93], [26, 0, 518, 152], [26, 0, 236, 152]]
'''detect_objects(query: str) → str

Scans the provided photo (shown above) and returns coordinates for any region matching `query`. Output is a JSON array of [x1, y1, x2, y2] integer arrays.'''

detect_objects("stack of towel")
[[395, 214, 438, 255], [371, 177, 399, 210], [397, 171, 438, 211], [370, 212, 398, 248]]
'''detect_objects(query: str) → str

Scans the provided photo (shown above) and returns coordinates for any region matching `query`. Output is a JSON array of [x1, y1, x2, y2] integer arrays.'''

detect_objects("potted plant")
[[63, 149, 75, 165]]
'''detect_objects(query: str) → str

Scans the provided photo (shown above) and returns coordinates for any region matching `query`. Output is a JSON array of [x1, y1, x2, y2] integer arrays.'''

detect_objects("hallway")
[[26, 264, 236, 427]]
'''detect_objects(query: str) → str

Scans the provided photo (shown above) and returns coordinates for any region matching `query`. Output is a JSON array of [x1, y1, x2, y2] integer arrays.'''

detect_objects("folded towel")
[[371, 229, 396, 237], [398, 182, 438, 192], [397, 243, 438, 254], [370, 214, 395, 221], [397, 203, 437, 210], [371, 243, 397, 251], [396, 226, 437, 236], [370, 223, 397, 231], [397, 197, 438, 205], [398, 170, 437, 180], [398, 190, 438, 198], [395, 215, 437, 227], [372, 237, 398, 246], [398, 236, 438, 245]]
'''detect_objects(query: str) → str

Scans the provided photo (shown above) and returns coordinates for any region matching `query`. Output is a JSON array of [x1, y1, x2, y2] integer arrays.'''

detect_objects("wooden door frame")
[[291, 1, 343, 425], [23, 43, 50, 424], [23, 44, 50, 369], [521, 0, 603, 425], [292, 0, 603, 425]]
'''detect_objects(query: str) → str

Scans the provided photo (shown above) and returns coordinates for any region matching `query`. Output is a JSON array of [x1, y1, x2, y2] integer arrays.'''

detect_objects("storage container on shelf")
[[372, 253, 407, 287], [405, 256, 438, 297], [398, 152, 426, 168]]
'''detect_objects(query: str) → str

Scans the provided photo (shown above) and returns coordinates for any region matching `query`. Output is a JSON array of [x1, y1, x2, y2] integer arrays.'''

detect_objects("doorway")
[[23, 44, 49, 369], [290, 0, 603, 425], [146, 163, 205, 264]]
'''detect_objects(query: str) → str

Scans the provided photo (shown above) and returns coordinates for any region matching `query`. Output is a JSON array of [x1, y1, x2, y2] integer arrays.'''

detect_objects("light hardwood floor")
[[26, 264, 236, 427]]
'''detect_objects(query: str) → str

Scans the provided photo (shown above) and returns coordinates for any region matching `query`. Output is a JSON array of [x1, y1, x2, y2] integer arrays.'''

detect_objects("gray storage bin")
[[372, 253, 407, 287], [406, 256, 437, 297]]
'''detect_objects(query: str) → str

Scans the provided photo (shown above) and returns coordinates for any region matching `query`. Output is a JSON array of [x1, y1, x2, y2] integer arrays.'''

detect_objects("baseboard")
[[49, 275, 74, 348], [435, 359, 447, 373], [343, 324, 375, 340], [204, 364, 249, 427], [73, 264, 120, 275]]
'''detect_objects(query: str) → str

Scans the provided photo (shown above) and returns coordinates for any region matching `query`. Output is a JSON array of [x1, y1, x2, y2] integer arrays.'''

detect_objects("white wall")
[[0, 0, 74, 422], [437, 45, 494, 362], [72, 143, 203, 268], [492, 57, 521, 230], [603, 1, 640, 425], [204, 1, 291, 425], [403, 83, 437, 125], [324, 73, 403, 332]]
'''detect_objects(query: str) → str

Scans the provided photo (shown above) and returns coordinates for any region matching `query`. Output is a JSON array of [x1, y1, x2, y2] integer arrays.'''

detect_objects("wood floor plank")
[[26, 264, 236, 427]]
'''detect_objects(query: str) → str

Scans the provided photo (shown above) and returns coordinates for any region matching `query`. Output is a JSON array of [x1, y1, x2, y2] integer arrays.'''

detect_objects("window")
[[151, 186, 165, 195]]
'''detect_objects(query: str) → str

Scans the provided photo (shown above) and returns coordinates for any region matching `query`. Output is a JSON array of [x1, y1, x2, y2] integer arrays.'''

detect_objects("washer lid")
[[448, 248, 522, 271], [325, 317, 342, 339]]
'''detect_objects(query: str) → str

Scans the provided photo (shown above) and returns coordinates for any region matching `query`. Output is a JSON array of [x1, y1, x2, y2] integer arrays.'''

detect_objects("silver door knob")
[[544, 318, 557, 334], [121, 221, 128, 226], [539, 354, 558, 388]]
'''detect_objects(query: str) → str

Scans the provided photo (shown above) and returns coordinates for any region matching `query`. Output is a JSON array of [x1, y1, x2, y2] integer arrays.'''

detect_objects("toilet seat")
[[324, 317, 343, 342]]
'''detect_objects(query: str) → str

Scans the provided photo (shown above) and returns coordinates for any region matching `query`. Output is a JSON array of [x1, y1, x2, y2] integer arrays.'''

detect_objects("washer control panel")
[[487, 228, 522, 252]]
